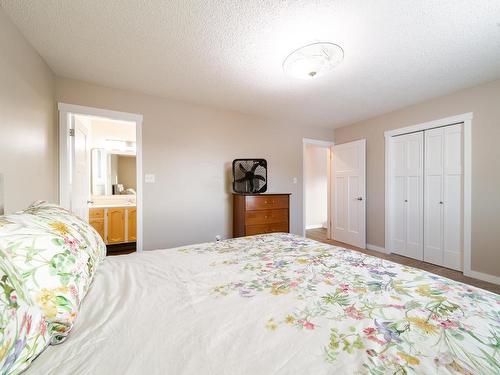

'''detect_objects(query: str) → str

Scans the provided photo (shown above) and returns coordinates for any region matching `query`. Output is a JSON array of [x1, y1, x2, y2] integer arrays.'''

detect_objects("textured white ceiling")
[[2, 1, 500, 127]]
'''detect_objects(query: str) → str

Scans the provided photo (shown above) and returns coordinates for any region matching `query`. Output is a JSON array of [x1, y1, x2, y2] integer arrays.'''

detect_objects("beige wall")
[[305, 144, 329, 228], [55, 77, 334, 250], [0, 8, 56, 213], [334, 79, 500, 277]]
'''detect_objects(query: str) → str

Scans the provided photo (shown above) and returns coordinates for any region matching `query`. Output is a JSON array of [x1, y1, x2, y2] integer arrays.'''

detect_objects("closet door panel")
[[392, 176, 407, 253], [392, 140, 406, 172], [424, 175, 443, 265], [406, 175, 423, 259], [390, 137, 407, 253], [444, 126, 462, 174], [407, 135, 423, 171], [425, 130, 443, 174], [390, 132, 423, 259], [424, 128, 444, 265], [443, 124, 463, 270], [405, 132, 424, 260], [443, 174, 462, 270]]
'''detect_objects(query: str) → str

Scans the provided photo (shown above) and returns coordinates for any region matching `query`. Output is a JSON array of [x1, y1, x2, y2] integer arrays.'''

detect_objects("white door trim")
[[58, 102, 145, 252], [385, 112, 475, 279], [384, 112, 473, 137], [302, 138, 334, 238]]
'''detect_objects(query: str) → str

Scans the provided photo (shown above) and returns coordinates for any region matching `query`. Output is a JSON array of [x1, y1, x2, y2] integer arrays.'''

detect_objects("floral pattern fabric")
[[178, 233, 500, 375], [0, 202, 106, 344], [0, 250, 49, 375]]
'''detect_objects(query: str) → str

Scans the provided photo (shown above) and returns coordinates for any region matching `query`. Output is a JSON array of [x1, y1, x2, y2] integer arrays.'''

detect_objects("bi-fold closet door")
[[424, 125, 463, 270], [389, 123, 463, 270], [390, 132, 424, 260]]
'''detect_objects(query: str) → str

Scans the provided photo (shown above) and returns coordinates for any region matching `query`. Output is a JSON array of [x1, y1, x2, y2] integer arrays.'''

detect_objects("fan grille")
[[232, 159, 267, 193]]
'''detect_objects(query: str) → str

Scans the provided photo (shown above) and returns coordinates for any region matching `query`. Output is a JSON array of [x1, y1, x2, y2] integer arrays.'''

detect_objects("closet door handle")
[[404, 199, 408, 203], [439, 201, 444, 205], [356, 197, 363, 201]]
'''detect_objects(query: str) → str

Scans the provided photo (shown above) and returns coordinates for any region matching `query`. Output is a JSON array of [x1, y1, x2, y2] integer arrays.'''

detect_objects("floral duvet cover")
[[28, 234, 499, 375]]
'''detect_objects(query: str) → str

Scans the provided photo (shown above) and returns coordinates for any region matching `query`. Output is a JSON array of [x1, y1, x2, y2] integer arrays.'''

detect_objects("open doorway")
[[303, 139, 333, 241], [58, 103, 143, 255]]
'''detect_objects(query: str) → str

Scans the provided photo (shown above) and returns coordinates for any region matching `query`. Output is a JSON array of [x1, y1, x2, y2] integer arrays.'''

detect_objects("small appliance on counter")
[[112, 184, 124, 195]]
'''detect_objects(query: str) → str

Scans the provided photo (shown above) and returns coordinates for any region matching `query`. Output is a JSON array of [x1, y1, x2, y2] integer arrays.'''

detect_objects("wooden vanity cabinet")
[[88, 206, 136, 244]]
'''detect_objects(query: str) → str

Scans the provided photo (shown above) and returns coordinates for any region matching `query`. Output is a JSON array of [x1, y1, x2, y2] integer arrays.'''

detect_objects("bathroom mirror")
[[91, 148, 136, 196]]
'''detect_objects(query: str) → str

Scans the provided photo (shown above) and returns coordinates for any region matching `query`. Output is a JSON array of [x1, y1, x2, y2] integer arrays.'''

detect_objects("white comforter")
[[27, 234, 500, 375]]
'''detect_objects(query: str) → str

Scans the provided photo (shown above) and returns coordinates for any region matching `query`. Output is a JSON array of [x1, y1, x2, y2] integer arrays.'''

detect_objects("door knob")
[[356, 197, 363, 201], [404, 199, 408, 203], [439, 201, 444, 205]]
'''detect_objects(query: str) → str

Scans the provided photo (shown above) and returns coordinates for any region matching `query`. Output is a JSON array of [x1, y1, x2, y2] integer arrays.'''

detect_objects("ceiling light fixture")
[[283, 42, 344, 80]]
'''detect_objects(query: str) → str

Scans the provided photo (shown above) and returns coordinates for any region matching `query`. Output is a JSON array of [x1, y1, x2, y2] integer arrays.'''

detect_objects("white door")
[[70, 115, 90, 221], [443, 124, 463, 270], [390, 132, 423, 260], [332, 139, 366, 248], [424, 124, 463, 270]]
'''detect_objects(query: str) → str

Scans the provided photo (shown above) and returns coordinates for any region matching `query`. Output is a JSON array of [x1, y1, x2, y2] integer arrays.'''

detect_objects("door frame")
[[302, 138, 334, 238], [384, 112, 474, 278], [58, 103, 145, 252]]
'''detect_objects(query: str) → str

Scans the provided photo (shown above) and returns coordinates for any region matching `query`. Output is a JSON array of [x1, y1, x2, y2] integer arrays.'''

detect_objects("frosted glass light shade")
[[283, 42, 344, 79]]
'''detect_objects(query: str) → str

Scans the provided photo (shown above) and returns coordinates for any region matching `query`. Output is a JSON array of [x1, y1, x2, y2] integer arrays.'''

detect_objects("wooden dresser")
[[233, 193, 291, 237]]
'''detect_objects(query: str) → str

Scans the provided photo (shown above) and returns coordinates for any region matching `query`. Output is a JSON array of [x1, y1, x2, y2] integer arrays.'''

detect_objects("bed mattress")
[[27, 234, 500, 374]]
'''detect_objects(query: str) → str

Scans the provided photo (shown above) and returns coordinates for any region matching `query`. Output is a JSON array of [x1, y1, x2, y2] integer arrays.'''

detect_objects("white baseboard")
[[367, 244, 499, 285], [305, 224, 326, 230], [464, 270, 500, 285], [366, 243, 390, 254]]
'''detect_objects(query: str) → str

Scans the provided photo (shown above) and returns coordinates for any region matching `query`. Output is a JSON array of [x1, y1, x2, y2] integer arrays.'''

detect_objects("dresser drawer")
[[245, 195, 289, 211], [245, 209, 288, 225], [245, 222, 288, 236], [89, 208, 104, 219]]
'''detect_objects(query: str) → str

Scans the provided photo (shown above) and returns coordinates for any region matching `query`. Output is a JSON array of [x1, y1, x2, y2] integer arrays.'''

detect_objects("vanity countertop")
[[88, 203, 136, 209]]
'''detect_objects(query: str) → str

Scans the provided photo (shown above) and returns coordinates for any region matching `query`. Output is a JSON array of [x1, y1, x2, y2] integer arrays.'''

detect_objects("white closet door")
[[391, 137, 408, 254], [443, 124, 463, 270], [390, 132, 423, 260], [424, 128, 444, 265], [424, 124, 463, 270]]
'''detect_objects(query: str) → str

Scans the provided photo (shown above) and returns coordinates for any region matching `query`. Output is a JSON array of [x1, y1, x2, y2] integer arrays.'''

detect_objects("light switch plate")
[[145, 174, 155, 183]]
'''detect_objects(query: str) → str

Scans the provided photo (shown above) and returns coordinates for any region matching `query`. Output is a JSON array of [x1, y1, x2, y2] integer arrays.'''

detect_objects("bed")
[[25, 233, 499, 375]]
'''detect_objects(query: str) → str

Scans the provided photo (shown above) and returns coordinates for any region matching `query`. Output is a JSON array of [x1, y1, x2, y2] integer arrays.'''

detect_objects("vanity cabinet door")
[[107, 208, 125, 244], [89, 208, 105, 242], [89, 218, 105, 241], [128, 208, 137, 242]]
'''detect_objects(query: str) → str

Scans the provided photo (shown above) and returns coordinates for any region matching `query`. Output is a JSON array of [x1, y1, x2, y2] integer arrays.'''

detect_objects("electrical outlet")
[[292, 177, 298, 184], [215, 235, 222, 242]]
